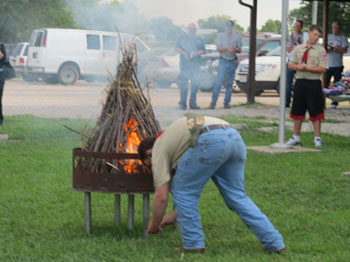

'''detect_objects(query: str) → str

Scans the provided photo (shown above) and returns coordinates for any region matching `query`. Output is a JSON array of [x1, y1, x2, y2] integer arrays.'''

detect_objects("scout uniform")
[[289, 43, 328, 121]]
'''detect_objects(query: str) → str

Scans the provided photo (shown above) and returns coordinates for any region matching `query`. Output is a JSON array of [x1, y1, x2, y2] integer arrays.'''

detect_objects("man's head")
[[225, 20, 234, 34], [308, 25, 322, 45], [138, 136, 156, 167], [332, 21, 341, 36], [187, 23, 197, 36], [294, 20, 304, 33]]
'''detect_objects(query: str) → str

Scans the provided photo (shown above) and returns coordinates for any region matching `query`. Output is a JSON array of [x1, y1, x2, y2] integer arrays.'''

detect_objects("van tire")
[[58, 64, 79, 85]]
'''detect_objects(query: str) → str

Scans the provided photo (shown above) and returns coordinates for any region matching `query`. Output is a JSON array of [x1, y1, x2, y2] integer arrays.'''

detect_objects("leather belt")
[[199, 124, 234, 135]]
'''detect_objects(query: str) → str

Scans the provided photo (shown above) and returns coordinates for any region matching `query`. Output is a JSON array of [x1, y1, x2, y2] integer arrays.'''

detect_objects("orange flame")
[[119, 118, 142, 173]]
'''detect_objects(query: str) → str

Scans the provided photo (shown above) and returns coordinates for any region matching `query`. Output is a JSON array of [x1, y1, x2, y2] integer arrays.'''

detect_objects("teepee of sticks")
[[81, 44, 161, 173]]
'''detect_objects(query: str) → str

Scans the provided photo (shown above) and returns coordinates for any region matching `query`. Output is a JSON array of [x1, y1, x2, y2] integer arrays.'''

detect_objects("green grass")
[[1, 115, 350, 262]]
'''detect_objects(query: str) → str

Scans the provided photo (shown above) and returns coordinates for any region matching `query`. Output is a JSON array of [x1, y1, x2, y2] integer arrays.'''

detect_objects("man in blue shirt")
[[209, 20, 242, 109], [176, 23, 206, 110]]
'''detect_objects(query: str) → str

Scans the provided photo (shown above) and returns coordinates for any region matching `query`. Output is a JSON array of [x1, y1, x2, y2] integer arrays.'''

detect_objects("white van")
[[26, 28, 150, 85]]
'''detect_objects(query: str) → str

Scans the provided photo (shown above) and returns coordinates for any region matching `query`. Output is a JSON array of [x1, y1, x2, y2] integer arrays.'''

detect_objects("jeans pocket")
[[198, 139, 225, 165]]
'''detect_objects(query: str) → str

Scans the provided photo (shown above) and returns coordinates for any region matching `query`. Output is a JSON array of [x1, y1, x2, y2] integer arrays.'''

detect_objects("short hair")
[[332, 21, 342, 28], [308, 24, 322, 34], [225, 20, 234, 28], [138, 136, 156, 163], [296, 20, 304, 27]]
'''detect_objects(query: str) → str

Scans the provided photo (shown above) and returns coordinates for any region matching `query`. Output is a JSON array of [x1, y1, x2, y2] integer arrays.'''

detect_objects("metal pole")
[[143, 194, 150, 238], [127, 194, 134, 230], [322, 0, 329, 89], [238, 0, 257, 103], [114, 194, 121, 227], [312, 1, 318, 24], [271, 0, 292, 149], [84, 192, 92, 234]]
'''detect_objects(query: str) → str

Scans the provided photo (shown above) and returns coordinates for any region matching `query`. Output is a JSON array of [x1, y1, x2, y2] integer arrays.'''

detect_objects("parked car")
[[236, 46, 281, 96], [9, 42, 34, 81], [26, 28, 150, 85], [142, 44, 218, 89], [238, 35, 281, 62]]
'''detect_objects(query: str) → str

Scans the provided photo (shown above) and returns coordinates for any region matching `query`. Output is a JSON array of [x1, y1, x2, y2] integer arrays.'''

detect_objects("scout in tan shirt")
[[138, 116, 285, 254], [287, 24, 328, 147]]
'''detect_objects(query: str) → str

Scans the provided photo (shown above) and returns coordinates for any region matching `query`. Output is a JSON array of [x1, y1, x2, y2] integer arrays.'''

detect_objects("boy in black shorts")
[[287, 25, 328, 147]]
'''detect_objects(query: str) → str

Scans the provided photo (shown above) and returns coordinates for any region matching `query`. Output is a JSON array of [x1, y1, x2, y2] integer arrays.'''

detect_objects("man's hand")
[[298, 63, 308, 71], [147, 220, 161, 234], [0, 50, 3, 60]]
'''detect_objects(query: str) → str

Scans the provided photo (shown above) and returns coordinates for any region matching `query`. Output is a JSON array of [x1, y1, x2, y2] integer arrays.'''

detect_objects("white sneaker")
[[286, 137, 301, 146], [314, 138, 322, 147]]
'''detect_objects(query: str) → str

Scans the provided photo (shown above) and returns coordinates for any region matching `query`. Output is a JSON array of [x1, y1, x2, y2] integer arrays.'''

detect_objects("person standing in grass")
[[138, 115, 285, 254], [326, 21, 349, 109], [286, 20, 304, 108], [287, 25, 328, 147], [209, 20, 242, 109], [0, 43, 8, 126], [175, 23, 206, 110]]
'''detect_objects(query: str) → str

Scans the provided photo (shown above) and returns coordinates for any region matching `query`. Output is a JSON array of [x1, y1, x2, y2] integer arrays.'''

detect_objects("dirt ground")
[[3, 78, 350, 136]]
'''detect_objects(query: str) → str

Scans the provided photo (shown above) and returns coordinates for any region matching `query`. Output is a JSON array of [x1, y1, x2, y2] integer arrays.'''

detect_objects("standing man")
[[0, 43, 8, 125], [138, 115, 285, 254], [326, 21, 349, 109], [287, 25, 328, 147], [209, 20, 241, 109], [176, 23, 206, 110], [286, 20, 304, 108]]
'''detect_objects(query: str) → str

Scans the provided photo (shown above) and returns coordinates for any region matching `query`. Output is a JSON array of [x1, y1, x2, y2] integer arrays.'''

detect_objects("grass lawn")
[[0, 115, 350, 262]]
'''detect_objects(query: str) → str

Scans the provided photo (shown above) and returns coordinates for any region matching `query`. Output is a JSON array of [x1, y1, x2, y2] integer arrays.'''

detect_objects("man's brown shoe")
[[182, 248, 205, 254]]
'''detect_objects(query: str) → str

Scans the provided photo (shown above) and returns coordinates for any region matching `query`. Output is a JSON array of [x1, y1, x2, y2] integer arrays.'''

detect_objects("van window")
[[12, 44, 24, 56], [33, 32, 44, 47], [103, 35, 117, 51], [87, 34, 100, 50], [23, 45, 29, 56]]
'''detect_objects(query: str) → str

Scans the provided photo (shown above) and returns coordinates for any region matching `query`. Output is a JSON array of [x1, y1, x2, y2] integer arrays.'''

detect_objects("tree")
[[260, 19, 281, 33], [0, 0, 77, 42], [289, 0, 350, 36], [149, 17, 180, 41], [197, 15, 244, 32]]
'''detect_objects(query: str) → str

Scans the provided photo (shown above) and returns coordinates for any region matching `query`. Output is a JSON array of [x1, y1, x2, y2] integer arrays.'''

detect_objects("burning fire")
[[119, 118, 142, 173]]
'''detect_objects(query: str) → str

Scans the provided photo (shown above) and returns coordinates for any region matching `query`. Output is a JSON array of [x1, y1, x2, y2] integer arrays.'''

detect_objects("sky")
[[126, 0, 303, 29]]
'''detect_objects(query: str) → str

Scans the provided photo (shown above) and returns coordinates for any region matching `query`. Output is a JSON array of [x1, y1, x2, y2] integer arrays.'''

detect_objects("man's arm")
[[288, 63, 326, 73], [147, 182, 170, 234], [175, 47, 189, 59]]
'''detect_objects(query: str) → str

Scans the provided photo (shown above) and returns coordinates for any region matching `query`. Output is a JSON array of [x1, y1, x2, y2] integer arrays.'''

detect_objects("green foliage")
[[289, 0, 350, 35], [148, 17, 180, 41], [197, 15, 244, 33], [260, 19, 281, 34], [0, 0, 77, 42], [1, 115, 350, 261]]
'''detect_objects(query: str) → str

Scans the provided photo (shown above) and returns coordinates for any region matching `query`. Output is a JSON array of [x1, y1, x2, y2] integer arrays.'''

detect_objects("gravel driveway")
[[3, 79, 350, 136]]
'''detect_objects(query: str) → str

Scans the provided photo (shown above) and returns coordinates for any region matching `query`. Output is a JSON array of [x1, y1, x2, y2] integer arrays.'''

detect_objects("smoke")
[[64, 0, 180, 41]]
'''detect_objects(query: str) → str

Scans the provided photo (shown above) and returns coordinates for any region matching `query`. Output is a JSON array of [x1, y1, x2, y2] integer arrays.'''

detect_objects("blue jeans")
[[211, 58, 237, 106], [171, 128, 284, 251], [177, 68, 200, 107], [286, 67, 295, 106]]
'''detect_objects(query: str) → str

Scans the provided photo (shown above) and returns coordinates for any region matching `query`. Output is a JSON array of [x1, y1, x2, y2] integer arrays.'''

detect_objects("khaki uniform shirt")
[[151, 116, 228, 189], [289, 43, 328, 80]]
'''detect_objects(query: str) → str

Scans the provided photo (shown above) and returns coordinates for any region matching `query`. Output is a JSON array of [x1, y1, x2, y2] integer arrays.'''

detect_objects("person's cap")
[[225, 20, 234, 28]]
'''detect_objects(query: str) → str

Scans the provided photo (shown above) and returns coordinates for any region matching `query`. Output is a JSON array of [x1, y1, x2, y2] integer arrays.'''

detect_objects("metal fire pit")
[[72, 148, 154, 236]]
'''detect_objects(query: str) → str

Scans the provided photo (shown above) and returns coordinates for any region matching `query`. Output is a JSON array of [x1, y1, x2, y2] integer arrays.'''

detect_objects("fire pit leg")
[[84, 192, 92, 234], [127, 194, 134, 230], [143, 194, 150, 238], [114, 194, 121, 227]]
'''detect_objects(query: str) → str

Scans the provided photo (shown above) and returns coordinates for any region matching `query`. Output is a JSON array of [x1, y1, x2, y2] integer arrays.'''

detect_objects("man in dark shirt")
[[176, 23, 205, 110]]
